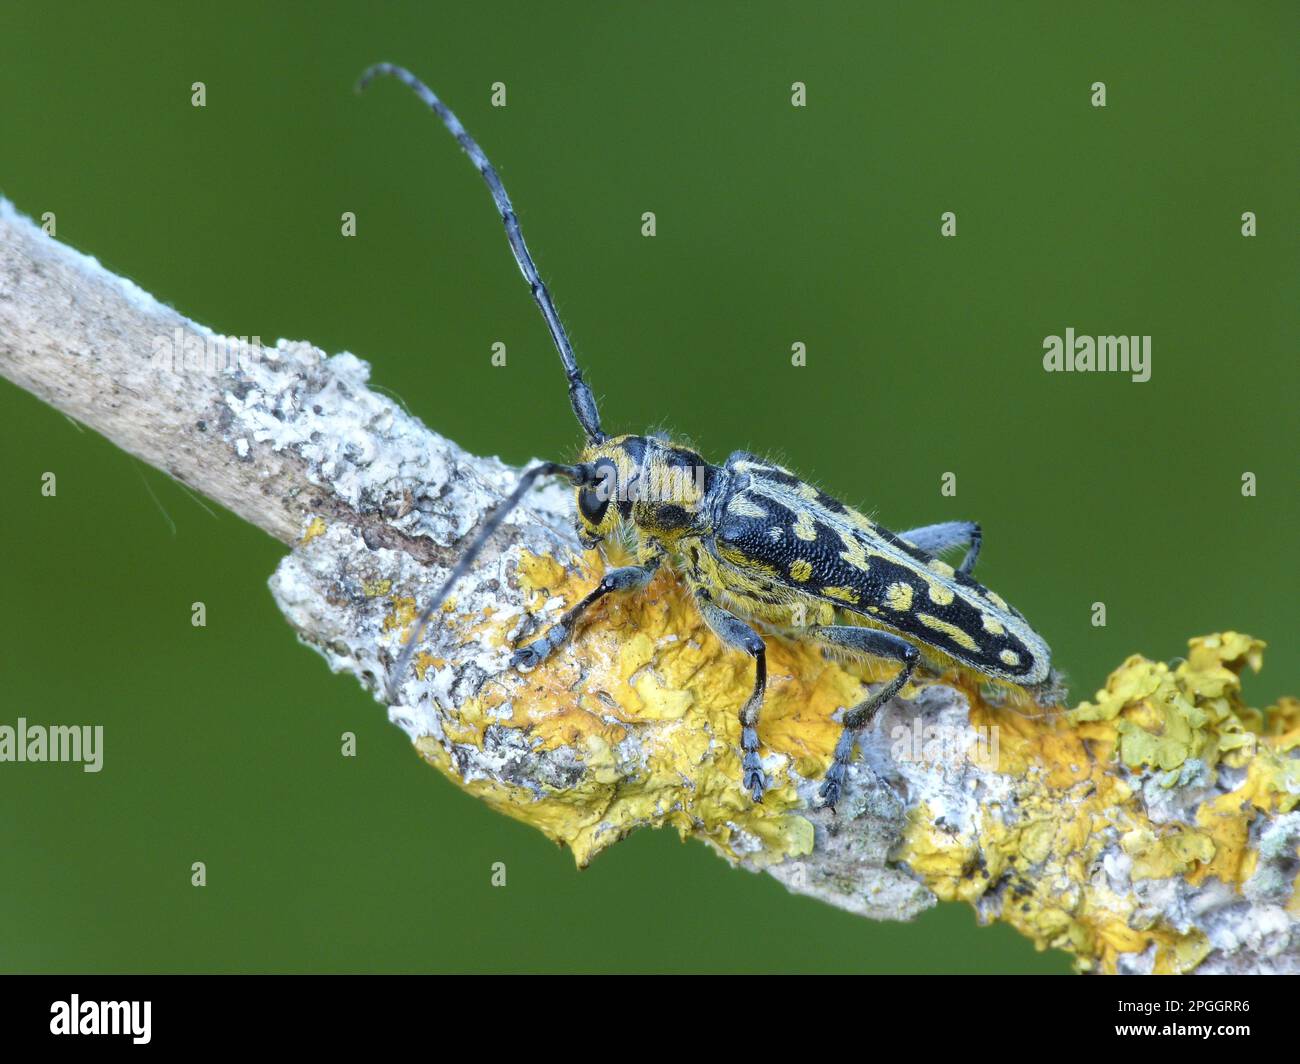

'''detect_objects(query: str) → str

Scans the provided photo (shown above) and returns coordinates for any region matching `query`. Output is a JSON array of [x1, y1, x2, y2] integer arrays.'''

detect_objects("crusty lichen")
[[381, 544, 1298, 974], [909, 632, 1298, 973], [407, 548, 844, 869]]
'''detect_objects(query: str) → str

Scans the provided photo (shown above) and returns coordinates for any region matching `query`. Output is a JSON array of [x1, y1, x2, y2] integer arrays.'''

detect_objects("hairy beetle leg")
[[897, 520, 982, 576], [511, 560, 660, 671], [694, 592, 770, 803], [741, 723, 767, 802], [805, 626, 920, 808]]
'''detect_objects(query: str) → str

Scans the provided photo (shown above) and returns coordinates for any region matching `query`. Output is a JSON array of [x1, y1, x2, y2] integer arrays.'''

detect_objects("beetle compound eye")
[[579, 460, 617, 525], [578, 487, 610, 525]]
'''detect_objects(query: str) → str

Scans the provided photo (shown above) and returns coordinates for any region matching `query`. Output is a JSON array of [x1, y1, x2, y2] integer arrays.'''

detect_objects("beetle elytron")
[[363, 63, 1054, 807]]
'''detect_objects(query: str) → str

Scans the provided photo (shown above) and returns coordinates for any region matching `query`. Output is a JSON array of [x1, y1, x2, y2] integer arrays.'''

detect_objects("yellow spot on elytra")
[[795, 482, 821, 502], [718, 544, 779, 577], [847, 508, 875, 533], [927, 558, 955, 578], [789, 559, 813, 582], [300, 516, 327, 545], [836, 531, 871, 572], [917, 613, 979, 651], [885, 582, 914, 611], [821, 585, 860, 604], [982, 614, 1006, 635], [793, 510, 817, 541], [927, 580, 955, 606], [727, 495, 767, 518], [986, 590, 1008, 611], [1000, 648, 1021, 667]]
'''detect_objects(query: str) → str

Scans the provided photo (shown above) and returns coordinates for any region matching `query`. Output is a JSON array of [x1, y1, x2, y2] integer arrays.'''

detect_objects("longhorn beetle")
[[362, 63, 1054, 807]]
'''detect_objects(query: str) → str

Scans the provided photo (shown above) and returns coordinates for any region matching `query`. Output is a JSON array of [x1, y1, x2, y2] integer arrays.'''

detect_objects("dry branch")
[[2, 199, 1297, 974]]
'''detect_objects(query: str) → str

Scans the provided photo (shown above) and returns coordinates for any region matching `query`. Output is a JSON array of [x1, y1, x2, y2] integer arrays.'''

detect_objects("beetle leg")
[[694, 592, 769, 802], [801, 626, 919, 808], [511, 558, 659, 670], [898, 520, 982, 576]]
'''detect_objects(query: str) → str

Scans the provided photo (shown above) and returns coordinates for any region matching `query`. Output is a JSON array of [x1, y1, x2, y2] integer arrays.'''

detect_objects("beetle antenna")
[[385, 461, 583, 702], [357, 63, 606, 444]]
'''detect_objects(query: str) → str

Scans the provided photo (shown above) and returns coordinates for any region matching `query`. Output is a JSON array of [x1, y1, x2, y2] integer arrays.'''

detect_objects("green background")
[[0, 2, 1295, 973]]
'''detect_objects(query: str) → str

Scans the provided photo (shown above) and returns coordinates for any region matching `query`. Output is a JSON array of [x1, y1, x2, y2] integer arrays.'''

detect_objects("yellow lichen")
[[382, 595, 418, 635], [300, 516, 327, 545], [944, 630, 1297, 973], [405, 548, 1298, 974]]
